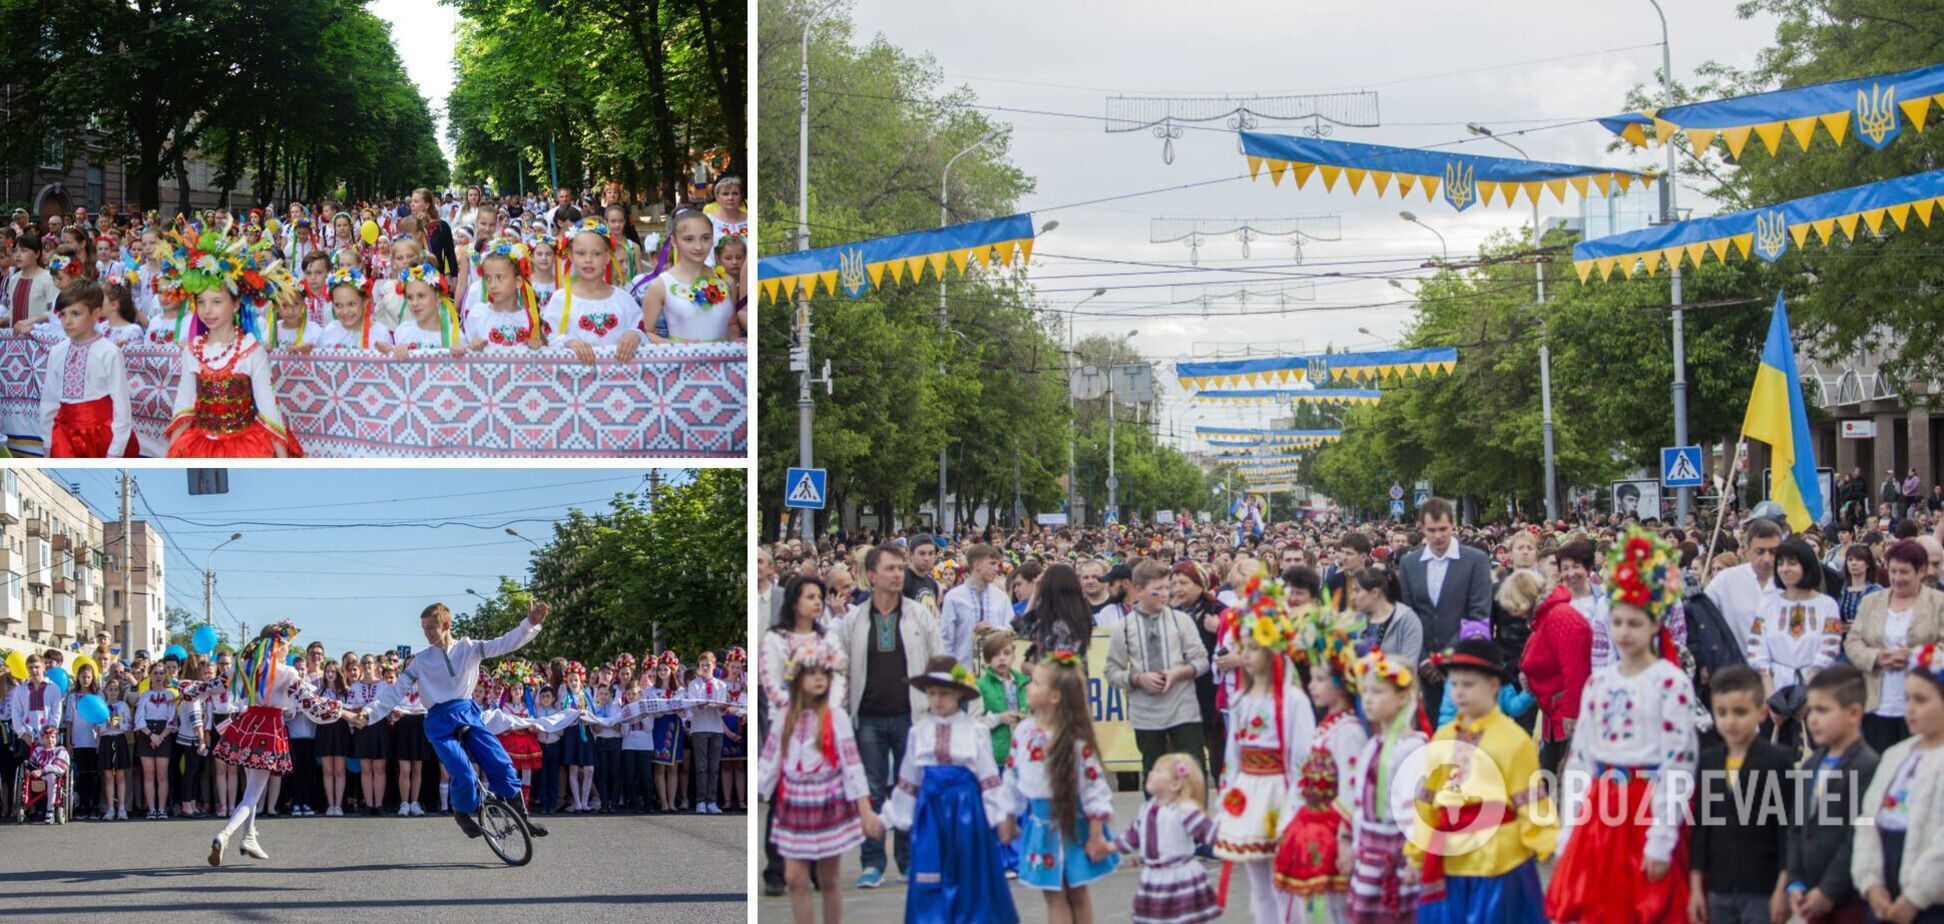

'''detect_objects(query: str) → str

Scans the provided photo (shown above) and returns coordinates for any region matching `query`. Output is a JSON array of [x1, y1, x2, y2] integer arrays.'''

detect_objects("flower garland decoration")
[[1351, 649, 1414, 691], [672, 274, 731, 310], [1223, 573, 1302, 652], [782, 641, 844, 683], [472, 238, 543, 341], [153, 227, 279, 342], [933, 558, 959, 581], [48, 254, 78, 277], [324, 266, 382, 349], [1602, 524, 1683, 622], [1046, 648, 1082, 669], [556, 217, 618, 332]]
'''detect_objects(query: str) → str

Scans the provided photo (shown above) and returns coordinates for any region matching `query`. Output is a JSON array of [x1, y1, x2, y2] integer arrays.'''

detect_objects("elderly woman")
[[1845, 538, 1944, 753]]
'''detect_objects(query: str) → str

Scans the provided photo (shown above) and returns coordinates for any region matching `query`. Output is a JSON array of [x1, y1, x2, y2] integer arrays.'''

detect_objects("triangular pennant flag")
[[1596, 256, 1617, 280], [1663, 246, 1687, 271], [1318, 164, 1343, 191], [1653, 117, 1681, 143], [1269, 160, 1290, 186], [1620, 123, 1649, 147], [816, 270, 839, 296], [1370, 170, 1394, 197], [1916, 198, 1937, 226], [1568, 176, 1590, 198], [1614, 173, 1635, 194], [1420, 175, 1439, 201], [1706, 237, 1731, 262], [1019, 238, 1035, 264], [1836, 212, 1861, 239], [1900, 96, 1933, 133], [867, 262, 886, 288], [1591, 173, 1612, 196], [1476, 180, 1499, 205], [1545, 179, 1568, 202], [1684, 241, 1708, 266], [1730, 234, 1754, 258], [1861, 208, 1887, 236], [1810, 217, 1838, 243], [926, 252, 948, 279], [1788, 223, 1812, 248], [1247, 155, 1264, 179], [1887, 202, 1912, 230], [761, 278, 780, 302], [1521, 181, 1543, 204], [1786, 116, 1819, 150], [1395, 173, 1418, 197], [1644, 251, 1661, 275], [1688, 128, 1718, 156], [1574, 259, 1594, 282], [1820, 111, 1851, 146], [947, 248, 969, 273], [1754, 122, 1786, 155], [1722, 125, 1754, 159], [994, 239, 1018, 266], [1344, 167, 1368, 194]]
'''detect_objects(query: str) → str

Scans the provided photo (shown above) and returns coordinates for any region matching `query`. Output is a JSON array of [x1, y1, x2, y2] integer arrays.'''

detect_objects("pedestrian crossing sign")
[[1661, 446, 1704, 489], [785, 467, 827, 509]]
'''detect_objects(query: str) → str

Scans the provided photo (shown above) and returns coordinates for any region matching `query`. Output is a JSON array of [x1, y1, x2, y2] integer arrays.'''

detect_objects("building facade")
[[103, 520, 168, 659], [0, 470, 164, 658]]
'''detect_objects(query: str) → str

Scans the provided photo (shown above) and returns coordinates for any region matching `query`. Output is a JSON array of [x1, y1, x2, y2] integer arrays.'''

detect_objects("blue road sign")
[[1661, 446, 1704, 489], [784, 467, 827, 509], [1389, 499, 1406, 518]]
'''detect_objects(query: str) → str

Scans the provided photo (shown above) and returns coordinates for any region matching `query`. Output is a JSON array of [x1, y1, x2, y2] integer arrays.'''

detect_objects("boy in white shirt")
[[683, 651, 729, 814]]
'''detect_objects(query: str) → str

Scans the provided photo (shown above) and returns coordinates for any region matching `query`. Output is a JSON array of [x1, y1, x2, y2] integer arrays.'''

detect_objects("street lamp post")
[[795, 0, 842, 543], [1468, 123, 1559, 521], [203, 532, 242, 632], [1065, 287, 1106, 524], [1398, 211, 1448, 264], [1107, 330, 1138, 523], [937, 128, 1004, 535], [1648, 0, 1691, 523], [505, 526, 540, 549]]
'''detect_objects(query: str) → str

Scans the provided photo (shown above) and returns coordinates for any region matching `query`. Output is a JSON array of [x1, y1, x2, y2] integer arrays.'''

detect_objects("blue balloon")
[[46, 665, 70, 693], [164, 644, 187, 661], [346, 757, 361, 774], [285, 652, 298, 665], [76, 693, 109, 725], [192, 625, 218, 655]]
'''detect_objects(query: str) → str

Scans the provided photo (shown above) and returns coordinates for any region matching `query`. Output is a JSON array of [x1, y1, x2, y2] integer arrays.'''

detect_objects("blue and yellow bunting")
[[757, 214, 1036, 302], [1240, 132, 1655, 212], [1196, 426, 1343, 449], [1175, 347, 1457, 390], [1190, 387, 1381, 407], [1600, 62, 1944, 157], [1572, 168, 1944, 281]]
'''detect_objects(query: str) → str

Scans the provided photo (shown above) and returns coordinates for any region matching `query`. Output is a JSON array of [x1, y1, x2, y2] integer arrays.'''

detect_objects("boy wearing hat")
[[883, 655, 1017, 924], [1406, 638, 1557, 924]]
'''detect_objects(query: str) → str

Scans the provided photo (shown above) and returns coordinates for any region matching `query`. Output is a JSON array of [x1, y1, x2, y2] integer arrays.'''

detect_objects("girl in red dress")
[[157, 229, 301, 458]]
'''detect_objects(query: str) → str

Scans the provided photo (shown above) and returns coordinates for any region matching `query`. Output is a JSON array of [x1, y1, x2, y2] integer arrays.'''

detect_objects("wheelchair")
[[11, 760, 73, 825]]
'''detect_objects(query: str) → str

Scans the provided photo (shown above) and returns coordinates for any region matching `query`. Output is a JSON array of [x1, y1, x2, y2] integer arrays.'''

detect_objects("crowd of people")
[[755, 495, 1944, 924], [1, 624, 750, 833], [12, 180, 750, 458]]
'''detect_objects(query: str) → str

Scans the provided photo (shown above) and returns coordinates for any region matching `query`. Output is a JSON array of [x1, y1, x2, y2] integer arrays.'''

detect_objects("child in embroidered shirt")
[[1853, 645, 1944, 924], [1215, 577, 1317, 924], [721, 648, 749, 813], [650, 656, 686, 812], [39, 280, 135, 458], [134, 663, 176, 819], [642, 209, 735, 344], [998, 649, 1117, 924], [529, 236, 559, 307], [100, 675, 133, 820], [1346, 650, 1427, 924], [1276, 628, 1366, 920], [1546, 527, 1700, 923], [386, 263, 463, 358], [685, 649, 729, 814], [1115, 753, 1219, 924], [463, 242, 546, 352], [546, 218, 643, 363], [885, 655, 1018, 924], [314, 267, 389, 352], [26, 724, 68, 824], [267, 286, 315, 353], [159, 230, 299, 458], [8, 235, 56, 334], [758, 642, 880, 924], [716, 234, 749, 338]]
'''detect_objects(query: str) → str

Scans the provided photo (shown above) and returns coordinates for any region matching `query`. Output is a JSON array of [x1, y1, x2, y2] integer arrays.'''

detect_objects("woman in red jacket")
[[1509, 570, 1591, 778]]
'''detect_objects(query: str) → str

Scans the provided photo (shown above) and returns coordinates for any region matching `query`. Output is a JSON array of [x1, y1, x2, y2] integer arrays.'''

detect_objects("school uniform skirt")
[[390, 713, 430, 762], [769, 766, 863, 860], [651, 715, 684, 766], [314, 718, 353, 758], [213, 706, 292, 773], [907, 765, 1017, 924], [354, 719, 391, 760], [722, 714, 745, 761], [99, 733, 132, 771], [560, 728, 596, 767], [135, 722, 173, 759]]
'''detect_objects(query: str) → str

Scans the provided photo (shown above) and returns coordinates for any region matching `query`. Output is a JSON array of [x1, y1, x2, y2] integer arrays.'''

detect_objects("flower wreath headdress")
[[154, 228, 277, 342], [555, 217, 618, 330], [472, 238, 543, 341], [395, 261, 460, 347], [782, 642, 844, 683]]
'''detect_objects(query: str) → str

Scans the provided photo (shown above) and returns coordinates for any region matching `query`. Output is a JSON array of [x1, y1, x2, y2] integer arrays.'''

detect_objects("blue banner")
[[758, 214, 1036, 301], [1175, 347, 1457, 388], [1191, 387, 1380, 406], [1240, 131, 1655, 212], [1572, 168, 1944, 280], [1600, 62, 1944, 155]]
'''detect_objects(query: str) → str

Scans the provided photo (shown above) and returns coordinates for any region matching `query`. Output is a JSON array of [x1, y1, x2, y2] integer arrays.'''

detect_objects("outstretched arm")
[[477, 601, 550, 659]]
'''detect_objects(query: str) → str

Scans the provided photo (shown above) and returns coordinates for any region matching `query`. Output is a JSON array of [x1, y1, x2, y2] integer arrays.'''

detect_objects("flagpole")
[[1700, 438, 1746, 584]]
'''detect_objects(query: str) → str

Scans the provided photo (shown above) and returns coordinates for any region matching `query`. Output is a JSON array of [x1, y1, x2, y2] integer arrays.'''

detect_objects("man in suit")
[[1396, 498, 1493, 716]]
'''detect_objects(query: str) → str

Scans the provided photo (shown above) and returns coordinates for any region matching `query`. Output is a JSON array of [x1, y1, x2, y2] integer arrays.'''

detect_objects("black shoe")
[[452, 809, 483, 839], [507, 797, 548, 837], [763, 877, 786, 897]]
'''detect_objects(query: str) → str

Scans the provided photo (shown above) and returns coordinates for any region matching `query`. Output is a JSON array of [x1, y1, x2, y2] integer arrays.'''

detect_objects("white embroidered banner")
[[0, 338, 747, 458]]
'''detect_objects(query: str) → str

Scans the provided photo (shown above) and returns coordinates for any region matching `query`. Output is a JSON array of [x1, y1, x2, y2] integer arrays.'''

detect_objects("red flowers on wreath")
[[1625, 536, 1653, 565], [1222, 789, 1247, 816]]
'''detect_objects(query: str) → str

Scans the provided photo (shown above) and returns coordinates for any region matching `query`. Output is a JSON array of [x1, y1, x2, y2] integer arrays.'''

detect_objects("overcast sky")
[[845, 0, 1778, 449], [373, 0, 459, 167]]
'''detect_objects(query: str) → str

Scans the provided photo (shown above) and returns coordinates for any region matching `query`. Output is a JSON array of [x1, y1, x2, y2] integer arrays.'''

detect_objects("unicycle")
[[477, 786, 533, 867]]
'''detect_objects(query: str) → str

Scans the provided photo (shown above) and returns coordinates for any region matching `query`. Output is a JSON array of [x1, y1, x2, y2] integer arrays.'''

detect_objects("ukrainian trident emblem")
[[1753, 209, 1789, 262], [1442, 159, 1476, 212], [838, 247, 869, 297], [1855, 82, 1900, 149]]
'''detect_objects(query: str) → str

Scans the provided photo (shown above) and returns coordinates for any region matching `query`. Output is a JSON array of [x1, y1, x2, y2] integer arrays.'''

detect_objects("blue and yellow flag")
[[1742, 292, 1823, 531]]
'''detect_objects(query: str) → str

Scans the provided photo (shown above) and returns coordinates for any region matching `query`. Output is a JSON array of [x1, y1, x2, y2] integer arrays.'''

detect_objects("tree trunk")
[[689, 0, 744, 179], [620, 1, 683, 209]]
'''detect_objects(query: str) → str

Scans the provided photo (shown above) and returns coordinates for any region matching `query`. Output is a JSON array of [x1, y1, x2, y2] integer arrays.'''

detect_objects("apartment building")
[[0, 470, 151, 656]]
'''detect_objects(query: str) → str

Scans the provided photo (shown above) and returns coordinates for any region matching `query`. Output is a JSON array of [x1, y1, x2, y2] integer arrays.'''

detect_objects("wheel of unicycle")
[[477, 793, 532, 866]]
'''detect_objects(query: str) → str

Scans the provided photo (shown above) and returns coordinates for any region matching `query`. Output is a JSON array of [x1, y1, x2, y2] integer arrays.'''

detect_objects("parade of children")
[[1, 634, 752, 842], [1, 188, 748, 458], [758, 501, 1944, 922]]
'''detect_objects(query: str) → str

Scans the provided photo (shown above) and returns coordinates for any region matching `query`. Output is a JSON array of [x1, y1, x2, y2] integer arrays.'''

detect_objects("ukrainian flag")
[[1742, 292, 1824, 531]]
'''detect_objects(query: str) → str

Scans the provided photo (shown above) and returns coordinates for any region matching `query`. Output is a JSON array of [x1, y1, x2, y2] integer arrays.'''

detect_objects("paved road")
[[1, 812, 747, 922]]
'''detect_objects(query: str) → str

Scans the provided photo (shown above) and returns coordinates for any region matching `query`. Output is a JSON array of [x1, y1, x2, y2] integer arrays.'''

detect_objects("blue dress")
[[907, 765, 1017, 924], [1017, 797, 1118, 890]]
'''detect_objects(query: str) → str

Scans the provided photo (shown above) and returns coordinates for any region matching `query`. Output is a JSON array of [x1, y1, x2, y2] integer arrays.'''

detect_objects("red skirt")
[[1544, 774, 1689, 924], [499, 730, 543, 770], [50, 396, 139, 458], [166, 416, 303, 458], [213, 706, 292, 774]]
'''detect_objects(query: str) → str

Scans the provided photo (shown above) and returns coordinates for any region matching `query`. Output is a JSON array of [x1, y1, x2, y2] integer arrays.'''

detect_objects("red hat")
[[1170, 560, 1207, 588]]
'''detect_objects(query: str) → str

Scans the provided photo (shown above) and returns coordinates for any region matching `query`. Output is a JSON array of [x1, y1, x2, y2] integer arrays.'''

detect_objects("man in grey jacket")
[[1395, 499, 1492, 714]]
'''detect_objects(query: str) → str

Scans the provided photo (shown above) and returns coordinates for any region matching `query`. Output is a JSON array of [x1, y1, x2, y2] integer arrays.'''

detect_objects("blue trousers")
[[425, 700, 520, 814]]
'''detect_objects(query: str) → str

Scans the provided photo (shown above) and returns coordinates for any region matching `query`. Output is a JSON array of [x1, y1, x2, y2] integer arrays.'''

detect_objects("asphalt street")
[[0, 812, 747, 922]]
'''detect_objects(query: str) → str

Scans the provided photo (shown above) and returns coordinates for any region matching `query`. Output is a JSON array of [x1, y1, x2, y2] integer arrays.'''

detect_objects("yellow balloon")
[[71, 654, 98, 677], [4, 649, 24, 681], [360, 220, 381, 246]]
